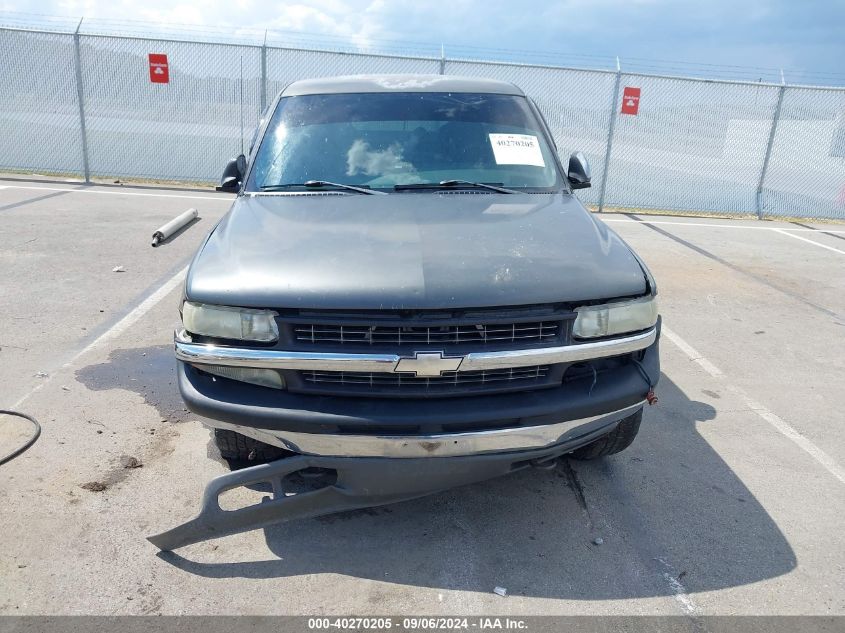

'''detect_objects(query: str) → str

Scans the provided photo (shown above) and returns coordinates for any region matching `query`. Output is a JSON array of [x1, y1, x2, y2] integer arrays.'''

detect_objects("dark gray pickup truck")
[[149, 75, 660, 550]]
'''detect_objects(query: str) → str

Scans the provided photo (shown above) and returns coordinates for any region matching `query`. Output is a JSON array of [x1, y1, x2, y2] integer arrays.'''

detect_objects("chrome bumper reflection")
[[174, 327, 657, 373], [205, 402, 644, 458]]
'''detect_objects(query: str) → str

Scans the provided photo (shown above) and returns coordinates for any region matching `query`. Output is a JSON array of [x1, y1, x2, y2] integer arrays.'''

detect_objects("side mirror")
[[567, 151, 591, 189], [217, 154, 246, 192]]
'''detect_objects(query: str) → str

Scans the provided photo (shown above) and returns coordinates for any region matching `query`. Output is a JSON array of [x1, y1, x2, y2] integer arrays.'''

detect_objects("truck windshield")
[[246, 92, 562, 193]]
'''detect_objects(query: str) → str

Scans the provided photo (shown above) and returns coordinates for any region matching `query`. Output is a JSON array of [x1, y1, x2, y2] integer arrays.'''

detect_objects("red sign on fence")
[[148, 53, 169, 84], [620, 86, 640, 115]]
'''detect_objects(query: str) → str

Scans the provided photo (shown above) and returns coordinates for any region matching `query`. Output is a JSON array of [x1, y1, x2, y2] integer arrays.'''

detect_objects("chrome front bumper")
[[207, 401, 644, 458], [174, 327, 657, 373]]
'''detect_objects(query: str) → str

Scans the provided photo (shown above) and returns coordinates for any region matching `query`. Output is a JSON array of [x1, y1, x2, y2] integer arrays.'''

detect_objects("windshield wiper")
[[394, 180, 518, 194], [260, 180, 386, 195]]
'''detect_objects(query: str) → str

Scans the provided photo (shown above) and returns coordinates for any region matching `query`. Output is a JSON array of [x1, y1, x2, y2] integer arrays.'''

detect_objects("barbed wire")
[[1, 10, 843, 87]]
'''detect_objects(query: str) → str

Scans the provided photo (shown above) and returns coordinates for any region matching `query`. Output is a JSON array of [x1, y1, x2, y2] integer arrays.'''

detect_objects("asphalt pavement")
[[1, 179, 843, 615]]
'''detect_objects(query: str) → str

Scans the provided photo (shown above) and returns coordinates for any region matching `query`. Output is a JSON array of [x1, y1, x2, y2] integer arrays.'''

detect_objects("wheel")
[[213, 428, 292, 463], [569, 408, 643, 460]]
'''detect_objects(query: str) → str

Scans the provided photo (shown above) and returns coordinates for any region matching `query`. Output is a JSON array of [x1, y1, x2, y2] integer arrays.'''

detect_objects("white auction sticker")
[[488, 133, 545, 167]]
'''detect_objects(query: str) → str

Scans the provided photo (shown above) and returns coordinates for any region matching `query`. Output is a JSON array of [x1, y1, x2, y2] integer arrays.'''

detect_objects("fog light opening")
[[195, 364, 286, 390]]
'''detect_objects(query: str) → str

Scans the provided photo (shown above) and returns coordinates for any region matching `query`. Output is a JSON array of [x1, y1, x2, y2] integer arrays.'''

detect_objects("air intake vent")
[[299, 365, 551, 397], [293, 322, 561, 346]]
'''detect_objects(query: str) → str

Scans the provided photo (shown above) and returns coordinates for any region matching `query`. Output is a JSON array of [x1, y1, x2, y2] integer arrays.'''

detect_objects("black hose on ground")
[[0, 409, 42, 466]]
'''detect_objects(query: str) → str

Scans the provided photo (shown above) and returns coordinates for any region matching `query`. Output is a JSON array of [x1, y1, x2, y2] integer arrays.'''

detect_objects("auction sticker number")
[[488, 133, 545, 167]]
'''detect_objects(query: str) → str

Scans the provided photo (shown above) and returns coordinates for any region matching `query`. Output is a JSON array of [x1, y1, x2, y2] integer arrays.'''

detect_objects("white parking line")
[[659, 328, 724, 378], [75, 266, 188, 360], [10, 266, 188, 410], [662, 325, 845, 485], [1, 184, 227, 201], [655, 558, 698, 614], [601, 217, 845, 234], [772, 228, 845, 255], [662, 572, 697, 614]]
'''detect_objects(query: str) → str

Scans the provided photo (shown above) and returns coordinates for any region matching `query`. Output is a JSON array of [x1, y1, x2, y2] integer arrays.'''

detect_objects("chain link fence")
[[603, 74, 783, 215], [0, 29, 84, 175], [1, 24, 844, 219]]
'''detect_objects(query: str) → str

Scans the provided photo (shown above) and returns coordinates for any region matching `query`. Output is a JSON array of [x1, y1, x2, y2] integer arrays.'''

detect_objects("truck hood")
[[186, 192, 647, 310]]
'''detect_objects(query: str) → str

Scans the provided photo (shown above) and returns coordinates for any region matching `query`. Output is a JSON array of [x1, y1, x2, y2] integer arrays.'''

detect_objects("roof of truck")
[[281, 74, 525, 97]]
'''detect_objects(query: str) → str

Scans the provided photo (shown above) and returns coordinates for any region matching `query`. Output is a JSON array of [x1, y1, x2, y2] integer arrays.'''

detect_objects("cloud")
[[261, 2, 385, 49], [134, 4, 206, 26]]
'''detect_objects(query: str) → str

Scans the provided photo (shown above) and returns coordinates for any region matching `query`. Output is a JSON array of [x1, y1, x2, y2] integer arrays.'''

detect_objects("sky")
[[2, 0, 845, 85]]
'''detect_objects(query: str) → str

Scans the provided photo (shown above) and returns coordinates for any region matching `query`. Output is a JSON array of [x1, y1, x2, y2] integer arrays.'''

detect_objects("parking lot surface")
[[0, 179, 843, 615]]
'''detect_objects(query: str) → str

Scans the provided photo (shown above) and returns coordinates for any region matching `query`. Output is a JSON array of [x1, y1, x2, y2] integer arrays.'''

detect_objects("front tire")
[[213, 428, 291, 463], [569, 408, 642, 460]]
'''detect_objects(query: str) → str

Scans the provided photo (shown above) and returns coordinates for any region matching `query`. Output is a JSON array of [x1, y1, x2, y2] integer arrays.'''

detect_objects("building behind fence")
[[2, 23, 845, 219]]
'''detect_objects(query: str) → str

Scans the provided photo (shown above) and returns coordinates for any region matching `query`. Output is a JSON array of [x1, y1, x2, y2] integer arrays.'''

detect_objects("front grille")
[[293, 322, 561, 346], [299, 365, 551, 396]]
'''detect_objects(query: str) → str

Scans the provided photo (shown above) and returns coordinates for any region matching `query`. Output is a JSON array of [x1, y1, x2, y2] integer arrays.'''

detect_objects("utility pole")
[[597, 56, 622, 212]]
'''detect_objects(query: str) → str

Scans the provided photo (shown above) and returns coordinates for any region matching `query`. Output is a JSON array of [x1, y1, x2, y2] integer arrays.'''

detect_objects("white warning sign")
[[488, 133, 545, 167]]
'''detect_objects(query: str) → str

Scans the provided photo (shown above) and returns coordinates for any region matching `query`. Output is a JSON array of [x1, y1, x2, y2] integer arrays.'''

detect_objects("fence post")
[[439, 44, 446, 75], [756, 78, 786, 220], [260, 31, 268, 112], [72, 18, 91, 183], [597, 58, 622, 213]]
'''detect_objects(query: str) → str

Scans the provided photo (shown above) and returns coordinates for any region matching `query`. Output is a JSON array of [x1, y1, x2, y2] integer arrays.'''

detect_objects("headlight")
[[573, 295, 658, 339], [182, 302, 279, 342]]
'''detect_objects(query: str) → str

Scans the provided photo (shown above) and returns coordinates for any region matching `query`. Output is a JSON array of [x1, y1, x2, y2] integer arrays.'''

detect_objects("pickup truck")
[[149, 74, 660, 550]]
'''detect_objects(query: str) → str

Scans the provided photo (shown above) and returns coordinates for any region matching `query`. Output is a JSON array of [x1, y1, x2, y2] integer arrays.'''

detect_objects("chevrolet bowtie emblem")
[[394, 352, 463, 377]]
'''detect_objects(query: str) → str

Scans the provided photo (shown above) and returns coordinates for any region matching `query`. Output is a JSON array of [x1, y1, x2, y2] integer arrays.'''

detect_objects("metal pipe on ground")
[[151, 208, 198, 247]]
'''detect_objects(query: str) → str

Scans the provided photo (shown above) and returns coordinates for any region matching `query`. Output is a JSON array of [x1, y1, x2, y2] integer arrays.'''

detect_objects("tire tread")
[[213, 428, 290, 462], [570, 408, 643, 460]]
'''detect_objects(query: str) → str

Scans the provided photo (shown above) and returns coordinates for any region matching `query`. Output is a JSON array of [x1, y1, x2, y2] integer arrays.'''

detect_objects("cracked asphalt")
[[0, 178, 843, 615]]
